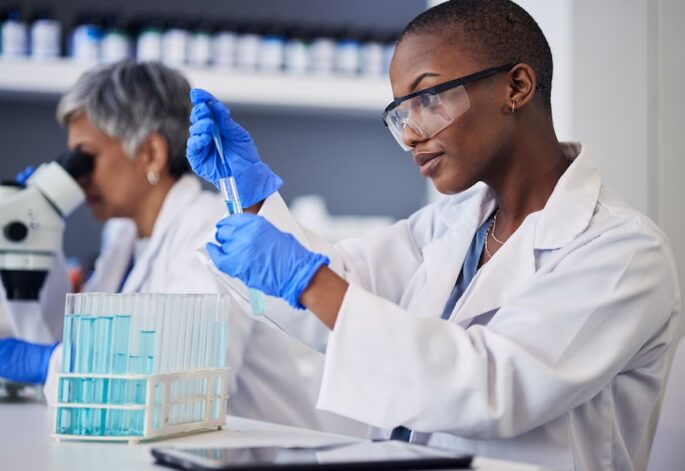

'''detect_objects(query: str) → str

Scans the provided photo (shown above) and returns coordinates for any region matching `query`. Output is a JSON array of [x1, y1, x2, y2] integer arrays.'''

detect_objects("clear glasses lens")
[[385, 84, 471, 151]]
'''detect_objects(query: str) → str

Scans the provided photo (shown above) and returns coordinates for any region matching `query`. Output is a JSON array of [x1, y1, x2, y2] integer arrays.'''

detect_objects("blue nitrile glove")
[[15, 165, 36, 185], [206, 213, 330, 310], [186, 88, 283, 209], [0, 338, 59, 384]]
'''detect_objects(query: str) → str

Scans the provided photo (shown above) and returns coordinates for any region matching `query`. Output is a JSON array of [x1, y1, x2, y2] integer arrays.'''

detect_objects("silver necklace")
[[483, 209, 499, 258], [490, 210, 506, 244]]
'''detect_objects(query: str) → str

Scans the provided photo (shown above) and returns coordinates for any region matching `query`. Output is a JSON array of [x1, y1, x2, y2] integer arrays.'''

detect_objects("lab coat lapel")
[[450, 216, 537, 324], [122, 175, 202, 292], [451, 143, 600, 325], [411, 184, 494, 319]]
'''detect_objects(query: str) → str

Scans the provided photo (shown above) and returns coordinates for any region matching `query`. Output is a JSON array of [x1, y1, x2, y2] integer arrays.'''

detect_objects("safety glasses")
[[383, 63, 515, 151]]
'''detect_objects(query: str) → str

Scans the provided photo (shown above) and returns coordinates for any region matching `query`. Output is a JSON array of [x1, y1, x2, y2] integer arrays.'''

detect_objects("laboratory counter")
[[0, 398, 548, 471]]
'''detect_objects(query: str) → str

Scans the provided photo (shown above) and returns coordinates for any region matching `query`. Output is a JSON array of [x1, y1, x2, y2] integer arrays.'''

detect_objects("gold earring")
[[147, 171, 160, 185], [511, 102, 516, 113]]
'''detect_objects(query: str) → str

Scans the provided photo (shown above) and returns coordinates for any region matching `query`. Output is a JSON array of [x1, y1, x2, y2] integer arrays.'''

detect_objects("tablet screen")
[[152, 441, 473, 470]]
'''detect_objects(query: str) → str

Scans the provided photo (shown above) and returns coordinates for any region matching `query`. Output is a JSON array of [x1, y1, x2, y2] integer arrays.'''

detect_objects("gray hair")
[[56, 60, 191, 177]]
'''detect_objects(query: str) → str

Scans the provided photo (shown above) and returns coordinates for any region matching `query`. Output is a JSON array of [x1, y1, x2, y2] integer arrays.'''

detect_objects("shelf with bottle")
[[0, 9, 397, 115]]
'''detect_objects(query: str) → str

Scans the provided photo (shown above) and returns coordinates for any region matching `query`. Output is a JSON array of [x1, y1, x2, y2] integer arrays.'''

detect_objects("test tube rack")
[[52, 293, 231, 444]]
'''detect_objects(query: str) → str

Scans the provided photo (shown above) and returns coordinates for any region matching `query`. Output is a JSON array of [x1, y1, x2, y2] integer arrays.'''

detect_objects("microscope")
[[0, 151, 91, 300]]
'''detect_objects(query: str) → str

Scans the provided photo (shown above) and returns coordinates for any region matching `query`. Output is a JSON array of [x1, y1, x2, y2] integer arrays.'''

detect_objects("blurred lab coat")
[[19, 174, 320, 429], [212, 144, 681, 470]]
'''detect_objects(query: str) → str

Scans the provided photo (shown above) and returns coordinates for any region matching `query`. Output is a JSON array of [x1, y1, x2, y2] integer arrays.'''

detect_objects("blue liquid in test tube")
[[92, 316, 113, 435], [108, 315, 131, 436], [211, 114, 265, 316], [76, 316, 97, 435], [58, 314, 77, 434], [138, 330, 156, 435]]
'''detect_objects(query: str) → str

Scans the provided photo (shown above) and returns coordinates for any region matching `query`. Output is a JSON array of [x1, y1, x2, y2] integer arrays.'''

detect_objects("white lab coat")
[[36, 175, 318, 429], [215, 143, 681, 470]]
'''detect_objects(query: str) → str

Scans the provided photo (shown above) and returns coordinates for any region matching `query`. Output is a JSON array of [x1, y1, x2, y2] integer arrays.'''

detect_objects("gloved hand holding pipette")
[[186, 88, 283, 209], [0, 338, 58, 384], [187, 88, 287, 315]]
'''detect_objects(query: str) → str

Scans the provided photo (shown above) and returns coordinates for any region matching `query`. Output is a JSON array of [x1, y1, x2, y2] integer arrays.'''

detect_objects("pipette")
[[211, 117, 266, 316]]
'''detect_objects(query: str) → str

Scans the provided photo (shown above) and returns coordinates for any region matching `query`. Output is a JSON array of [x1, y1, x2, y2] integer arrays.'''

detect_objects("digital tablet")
[[151, 440, 473, 470]]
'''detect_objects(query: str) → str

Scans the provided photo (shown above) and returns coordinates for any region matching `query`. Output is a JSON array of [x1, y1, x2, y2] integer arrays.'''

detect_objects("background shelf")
[[0, 59, 393, 115]]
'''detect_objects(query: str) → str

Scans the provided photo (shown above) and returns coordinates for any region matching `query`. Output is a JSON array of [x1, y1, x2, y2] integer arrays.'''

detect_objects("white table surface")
[[0, 398, 547, 471]]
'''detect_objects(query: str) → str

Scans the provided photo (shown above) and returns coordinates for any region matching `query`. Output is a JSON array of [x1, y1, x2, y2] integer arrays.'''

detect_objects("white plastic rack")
[[53, 368, 229, 444]]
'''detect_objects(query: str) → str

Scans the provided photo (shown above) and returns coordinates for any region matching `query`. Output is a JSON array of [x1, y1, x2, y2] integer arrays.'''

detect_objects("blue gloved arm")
[[206, 213, 330, 310], [0, 338, 59, 384], [186, 88, 283, 209]]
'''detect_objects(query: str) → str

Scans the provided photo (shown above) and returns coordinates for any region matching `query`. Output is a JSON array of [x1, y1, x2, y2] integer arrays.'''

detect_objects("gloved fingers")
[[214, 214, 254, 243], [206, 99, 233, 126], [206, 243, 236, 275], [190, 88, 217, 105], [190, 88, 232, 124], [186, 134, 213, 158], [190, 102, 212, 123], [189, 118, 216, 136], [217, 118, 257, 156]]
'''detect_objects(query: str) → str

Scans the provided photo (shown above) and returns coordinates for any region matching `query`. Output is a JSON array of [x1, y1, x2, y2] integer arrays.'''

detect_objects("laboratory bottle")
[[136, 19, 163, 62], [258, 23, 285, 73], [70, 14, 102, 62], [187, 21, 213, 67], [161, 19, 189, 66], [359, 30, 385, 77], [30, 10, 61, 60], [1, 9, 28, 58], [283, 26, 310, 75], [212, 22, 237, 68], [309, 28, 336, 75], [101, 17, 132, 63], [334, 28, 361, 76], [235, 22, 261, 71]]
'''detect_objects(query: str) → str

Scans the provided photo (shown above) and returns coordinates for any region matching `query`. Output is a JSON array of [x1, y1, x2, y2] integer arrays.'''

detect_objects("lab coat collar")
[[122, 174, 204, 292], [533, 142, 600, 250], [429, 142, 601, 324], [435, 142, 598, 251]]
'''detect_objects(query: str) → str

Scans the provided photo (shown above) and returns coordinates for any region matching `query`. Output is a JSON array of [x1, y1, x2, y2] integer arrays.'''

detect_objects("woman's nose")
[[402, 120, 428, 148]]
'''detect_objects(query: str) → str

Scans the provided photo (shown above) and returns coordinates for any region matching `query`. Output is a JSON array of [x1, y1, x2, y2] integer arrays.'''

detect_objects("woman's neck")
[[487, 131, 569, 238], [132, 176, 176, 238]]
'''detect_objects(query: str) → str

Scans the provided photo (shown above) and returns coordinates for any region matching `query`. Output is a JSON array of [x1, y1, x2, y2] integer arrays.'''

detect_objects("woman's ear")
[[137, 132, 169, 178], [506, 63, 537, 113]]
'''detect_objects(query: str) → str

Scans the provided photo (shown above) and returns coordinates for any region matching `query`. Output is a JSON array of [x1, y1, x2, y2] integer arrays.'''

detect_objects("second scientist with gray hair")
[[8, 60, 321, 430]]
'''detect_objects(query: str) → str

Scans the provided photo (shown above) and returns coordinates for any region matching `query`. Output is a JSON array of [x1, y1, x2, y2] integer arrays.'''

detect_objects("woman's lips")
[[414, 152, 444, 177]]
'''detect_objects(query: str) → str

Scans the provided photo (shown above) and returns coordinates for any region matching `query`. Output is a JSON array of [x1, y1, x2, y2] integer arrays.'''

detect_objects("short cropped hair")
[[57, 60, 191, 177], [399, 0, 553, 112]]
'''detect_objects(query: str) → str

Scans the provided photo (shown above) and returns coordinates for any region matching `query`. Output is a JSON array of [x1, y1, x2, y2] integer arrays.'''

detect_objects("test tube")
[[76, 315, 96, 434], [58, 306, 78, 434], [211, 117, 265, 317], [93, 315, 113, 435], [108, 313, 131, 435]]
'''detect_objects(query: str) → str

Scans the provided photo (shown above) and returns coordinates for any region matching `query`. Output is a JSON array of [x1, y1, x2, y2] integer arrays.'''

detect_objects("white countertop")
[[0, 399, 547, 471]]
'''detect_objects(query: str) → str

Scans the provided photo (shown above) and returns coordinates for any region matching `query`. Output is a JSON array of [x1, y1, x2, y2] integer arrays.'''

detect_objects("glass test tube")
[[93, 315, 113, 435], [109, 313, 131, 435], [76, 315, 97, 434], [210, 120, 265, 317], [218, 176, 266, 316], [58, 300, 78, 433]]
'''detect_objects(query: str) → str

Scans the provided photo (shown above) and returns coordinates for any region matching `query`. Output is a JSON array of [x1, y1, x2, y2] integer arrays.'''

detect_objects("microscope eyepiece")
[[56, 150, 94, 180]]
